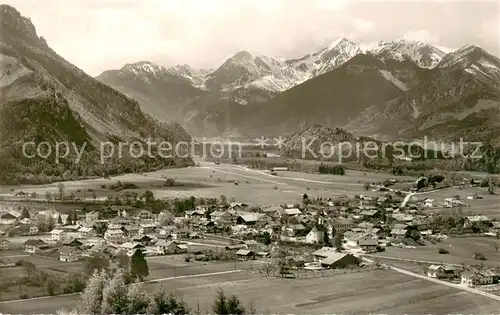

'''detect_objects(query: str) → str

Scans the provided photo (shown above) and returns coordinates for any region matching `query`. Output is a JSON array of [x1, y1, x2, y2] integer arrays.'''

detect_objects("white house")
[[0, 212, 18, 225], [424, 198, 435, 208], [104, 228, 124, 242], [120, 242, 143, 257], [0, 238, 10, 250], [59, 246, 81, 262], [426, 265, 456, 279], [50, 229, 65, 242], [306, 226, 324, 244], [77, 227, 95, 239], [461, 270, 495, 287]]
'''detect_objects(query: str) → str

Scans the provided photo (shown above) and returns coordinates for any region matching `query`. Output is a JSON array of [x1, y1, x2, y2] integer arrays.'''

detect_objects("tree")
[[45, 191, 52, 202], [130, 249, 149, 281], [84, 253, 110, 278], [158, 211, 174, 226], [127, 283, 150, 314], [78, 269, 108, 315], [143, 190, 155, 204], [93, 221, 108, 236], [219, 195, 228, 205], [147, 290, 190, 315], [333, 232, 343, 251], [65, 214, 72, 226], [101, 268, 128, 314], [57, 183, 65, 201], [323, 230, 330, 245], [92, 191, 97, 203], [21, 207, 30, 219], [22, 261, 37, 282], [262, 231, 271, 246], [45, 278, 57, 296], [57, 215, 63, 225], [71, 209, 78, 224], [363, 182, 370, 191], [212, 289, 245, 315]]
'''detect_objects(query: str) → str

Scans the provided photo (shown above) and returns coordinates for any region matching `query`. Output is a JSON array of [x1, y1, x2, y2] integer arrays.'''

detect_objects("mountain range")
[[97, 35, 500, 144], [0, 5, 193, 184]]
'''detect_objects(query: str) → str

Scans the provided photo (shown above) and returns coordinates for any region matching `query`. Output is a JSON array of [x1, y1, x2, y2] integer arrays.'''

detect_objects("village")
[[1, 169, 500, 304]]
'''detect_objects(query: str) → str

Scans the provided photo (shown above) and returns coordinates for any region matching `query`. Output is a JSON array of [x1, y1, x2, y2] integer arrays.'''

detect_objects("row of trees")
[[60, 267, 249, 315]]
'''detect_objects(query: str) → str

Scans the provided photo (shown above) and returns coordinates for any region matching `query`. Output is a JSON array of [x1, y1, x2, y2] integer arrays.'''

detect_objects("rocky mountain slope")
[[369, 39, 446, 68], [0, 5, 193, 184], [345, 45, 500, 144], [96, 30, 500, 143], [97, 37, 364, 135]]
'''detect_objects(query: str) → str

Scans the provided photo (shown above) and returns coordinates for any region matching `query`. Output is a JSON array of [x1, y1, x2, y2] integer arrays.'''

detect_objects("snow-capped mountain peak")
[[437, 44, 500, 88], [369, 39, 445, 68], [122, 61, 165, 76]]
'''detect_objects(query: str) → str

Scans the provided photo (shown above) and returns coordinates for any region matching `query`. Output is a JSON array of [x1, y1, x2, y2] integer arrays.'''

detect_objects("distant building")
[[23, 239, 48, 253], [104, 228, 124, 242], [0, 238, 10, 250], [59, 246, 81, 262], [461, 270, 495, 287], [50, 229, 65, 242], [426, 265, 456, 279], [319, 253, 360, 269], [306, 226, 324, 244], [236, 249, 255, 261], [357, 238, 378, 253], [77, 227, 95, 239]]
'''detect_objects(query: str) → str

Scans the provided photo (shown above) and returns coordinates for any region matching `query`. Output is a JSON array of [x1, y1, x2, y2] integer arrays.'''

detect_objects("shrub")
[[473, 252, 487, 260], [438, 248, 449, 254]]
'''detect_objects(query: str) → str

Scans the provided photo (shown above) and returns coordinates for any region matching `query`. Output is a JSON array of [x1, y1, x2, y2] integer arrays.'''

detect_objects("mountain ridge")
[[0, 4, 194, 184]]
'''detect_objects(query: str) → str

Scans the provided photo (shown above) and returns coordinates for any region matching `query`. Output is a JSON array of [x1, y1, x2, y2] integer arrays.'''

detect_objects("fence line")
[[246, 266, 374, 279]]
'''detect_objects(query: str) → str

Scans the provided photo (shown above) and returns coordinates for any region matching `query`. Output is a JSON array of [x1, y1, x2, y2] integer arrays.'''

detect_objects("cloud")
[[403, 30, 439, 44]]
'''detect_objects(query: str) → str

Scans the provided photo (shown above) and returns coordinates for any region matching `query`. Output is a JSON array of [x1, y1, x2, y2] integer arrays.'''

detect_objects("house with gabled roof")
[[0, 238, 10, 250], [236, 213, 262, 225], [236, 249, 255, 260], [77, 226, 95, 239], [50, 228, 65, 242], [23, 239, 48, 253], [427, 265, 457, 279], [59, 246, 81, 262], [306, 226, 324, 244]]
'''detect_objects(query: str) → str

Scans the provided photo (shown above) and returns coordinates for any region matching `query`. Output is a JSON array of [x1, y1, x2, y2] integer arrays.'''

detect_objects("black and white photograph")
[[0, 0, 500, 314]]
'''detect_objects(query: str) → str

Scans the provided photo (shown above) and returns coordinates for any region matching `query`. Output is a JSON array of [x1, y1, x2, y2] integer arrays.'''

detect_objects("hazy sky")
[[4, 0, 499, 76]]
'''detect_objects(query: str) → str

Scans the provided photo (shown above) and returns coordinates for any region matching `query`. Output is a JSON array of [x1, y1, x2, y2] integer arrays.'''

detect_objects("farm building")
[[461, 269, 496, 287], [23, 239, 48, 253], [426, 265, 457, 279], [59, 246, 82, 262], [236, 249, 255, 260], [357, 238, 378, 253], [319, 253, 360, 269], [156, 240, 185, 255]]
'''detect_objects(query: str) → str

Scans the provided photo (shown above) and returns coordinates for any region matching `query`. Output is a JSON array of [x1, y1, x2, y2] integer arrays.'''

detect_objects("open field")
[[374, 236, 500, 268], [0, 162, 417, 206], [420, 186, 500, 218], [1, 269, 500, 314]]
